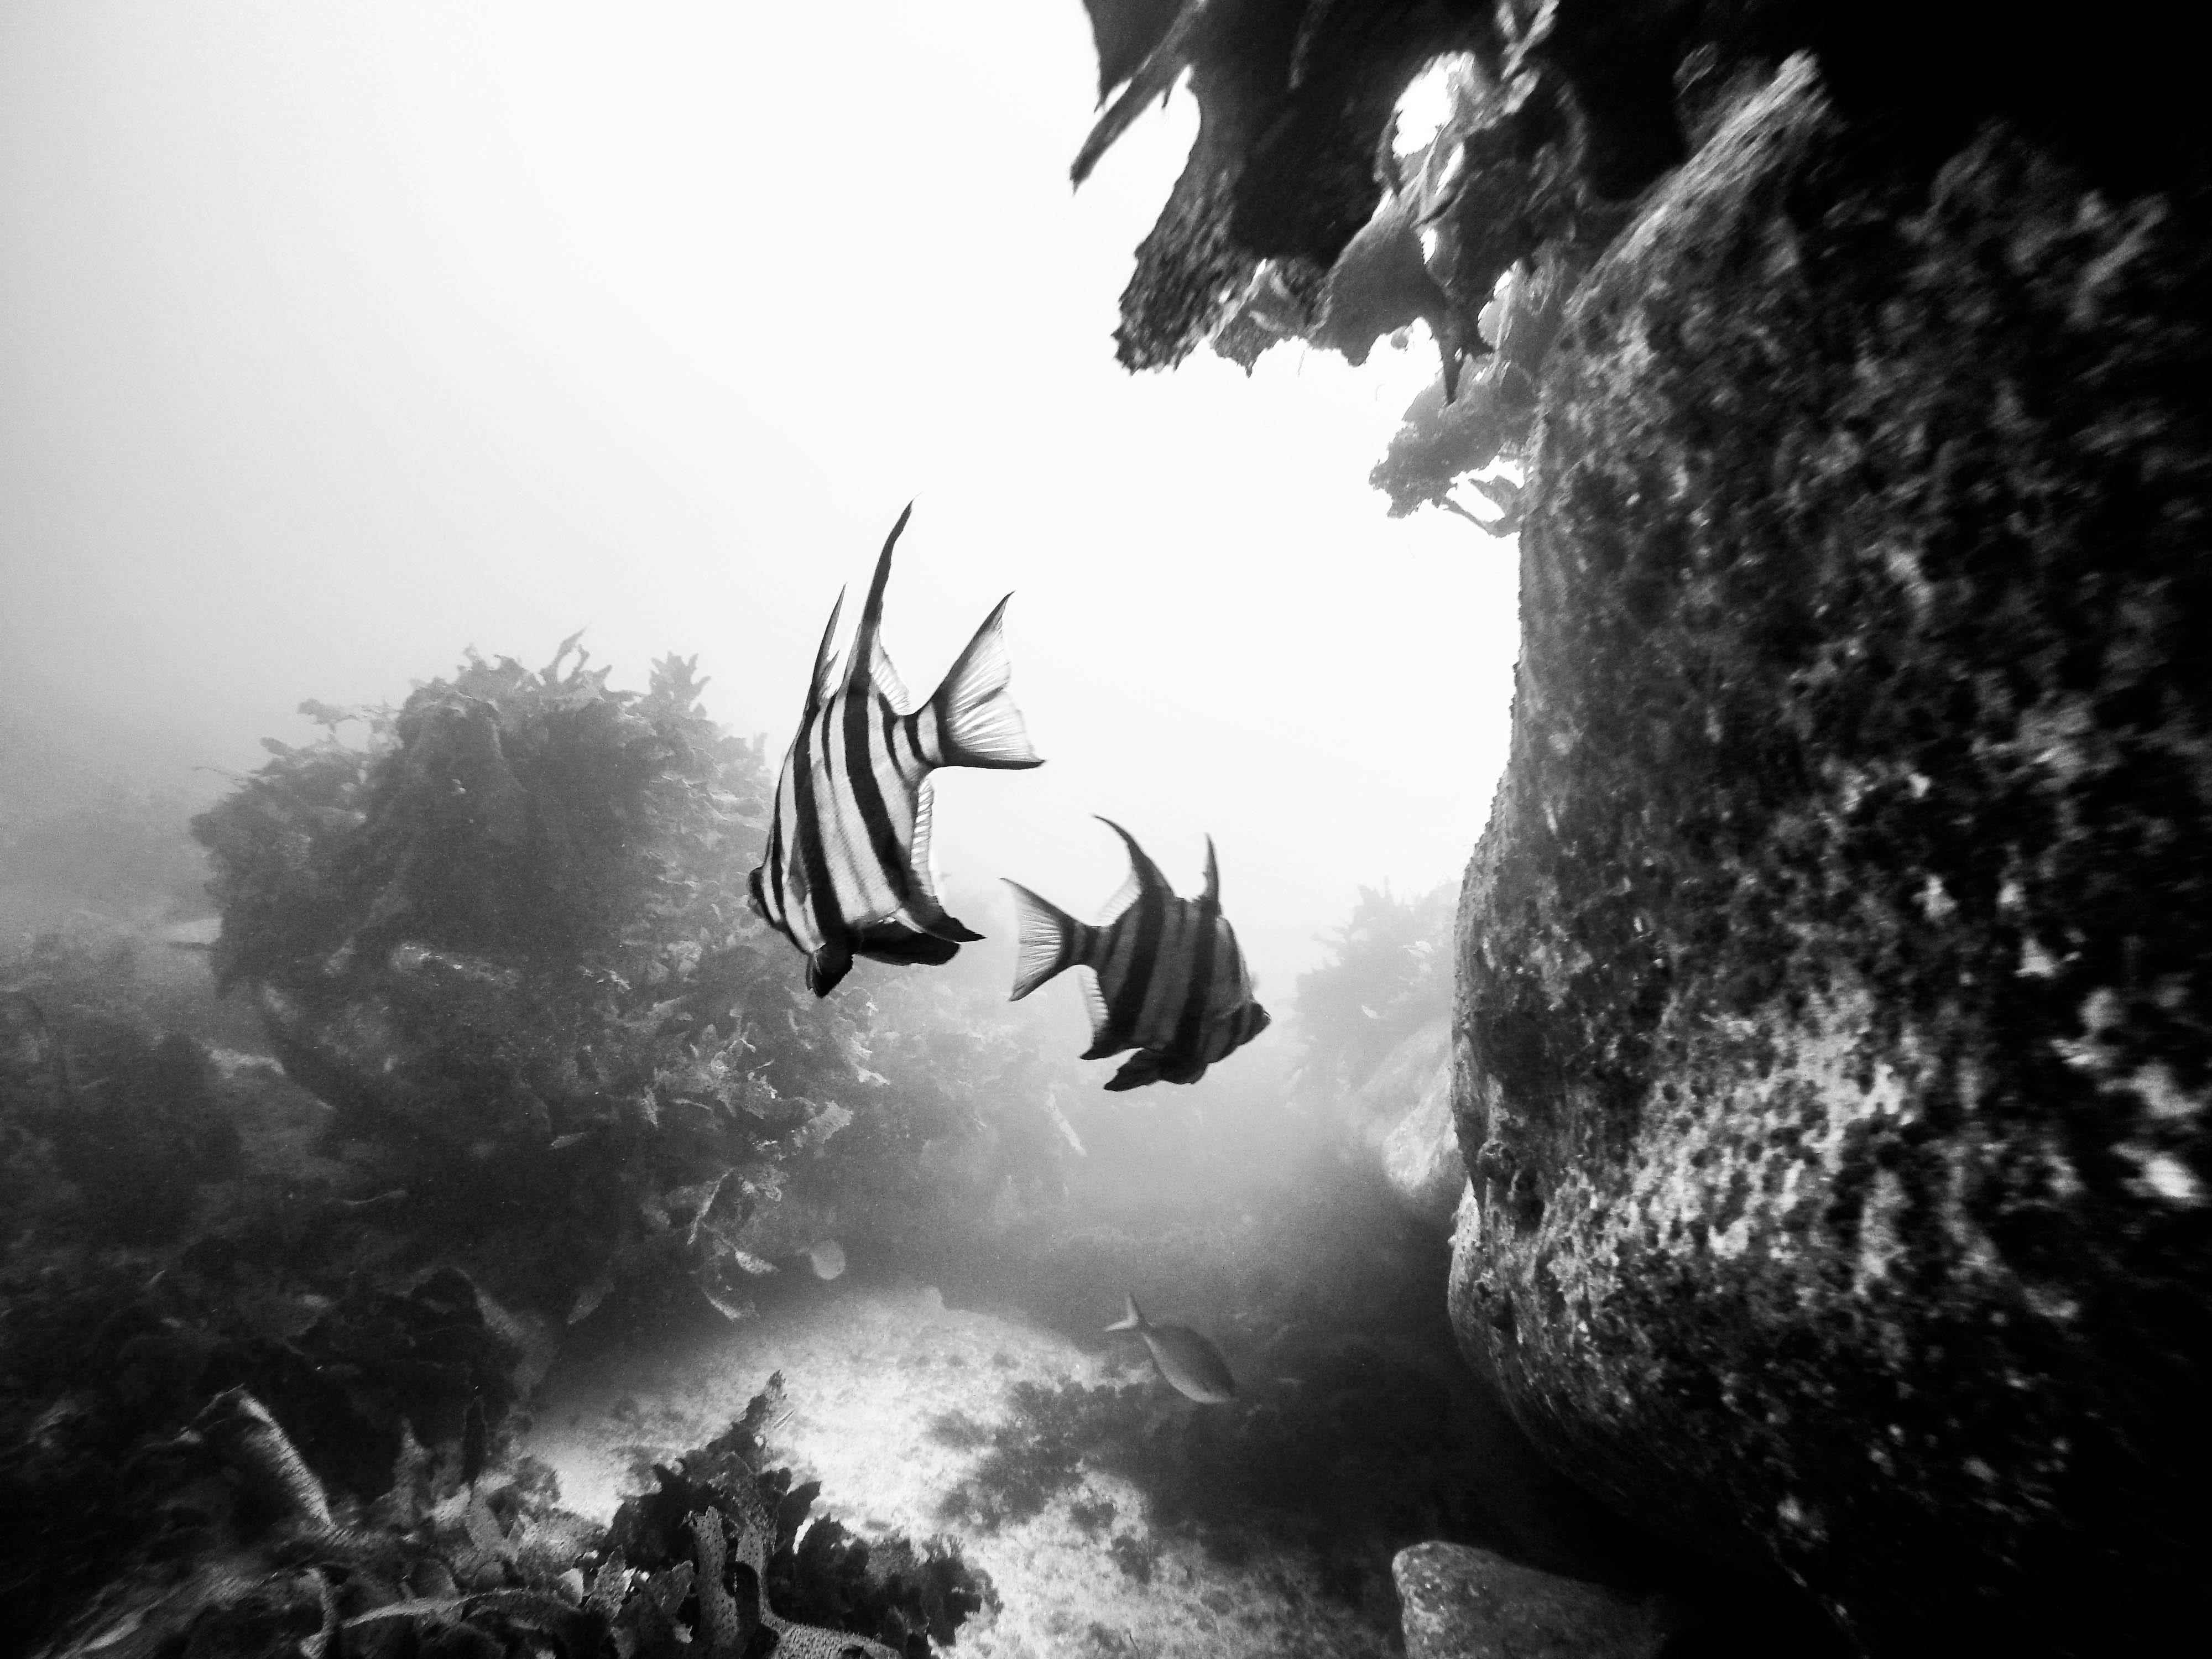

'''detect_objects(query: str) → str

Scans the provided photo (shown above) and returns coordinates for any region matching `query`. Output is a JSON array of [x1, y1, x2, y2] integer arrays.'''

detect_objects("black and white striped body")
[[749, 505, 1042, 997], [1006, 819, 1271, 1090]]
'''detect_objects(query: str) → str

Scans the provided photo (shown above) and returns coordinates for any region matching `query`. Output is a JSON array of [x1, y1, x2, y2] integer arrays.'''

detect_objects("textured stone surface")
[[1394, 1541, 1674, 1659], [1451, 58, 2212, 1656]]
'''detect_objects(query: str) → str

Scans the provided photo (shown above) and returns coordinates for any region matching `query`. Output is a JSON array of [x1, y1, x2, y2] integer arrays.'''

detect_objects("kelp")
[[182, 638, 1109, 1327], [0, 954, 242, 1244], [187, 643, 896, 1321], [197, 643, 763, 984], [0, 1215, 553, 1652], [0, 936, 1009, 1657], [15, 1359, 991, 1659]]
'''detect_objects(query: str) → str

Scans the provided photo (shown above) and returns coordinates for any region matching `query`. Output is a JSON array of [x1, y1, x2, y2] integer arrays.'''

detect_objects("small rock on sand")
[[1394, 1542, 1676, 1659]]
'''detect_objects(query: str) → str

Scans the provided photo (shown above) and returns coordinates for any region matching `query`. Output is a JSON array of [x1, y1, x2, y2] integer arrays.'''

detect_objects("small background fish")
[[1106, 1292, 1237, 1404]]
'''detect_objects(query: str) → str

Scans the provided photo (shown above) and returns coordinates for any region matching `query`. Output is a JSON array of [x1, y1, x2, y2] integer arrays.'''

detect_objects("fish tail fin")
[[1104, 1293, 1144, 1333], [1005, 880, 1083, 1000], [930, 598, 1044, 769], [806, 941, 854, 998]]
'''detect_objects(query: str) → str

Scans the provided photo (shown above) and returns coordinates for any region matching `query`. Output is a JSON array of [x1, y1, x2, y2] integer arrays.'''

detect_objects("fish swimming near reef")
[[1106, 1293, 1237, 1404], [749, 504, 1044, 997], [1004, 818, 1270, 1089]]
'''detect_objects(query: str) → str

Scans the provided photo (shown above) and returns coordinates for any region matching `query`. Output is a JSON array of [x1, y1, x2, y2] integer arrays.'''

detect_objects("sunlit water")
[[525, 1284, 1401, 1658]]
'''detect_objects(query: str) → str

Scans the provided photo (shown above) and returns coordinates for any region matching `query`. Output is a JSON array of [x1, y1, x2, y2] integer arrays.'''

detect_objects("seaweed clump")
[[13, 1368, 992, 1659], [928, 1338, 1498, 1628], [187, 644, 884, 1319], [1, 931, 243, 1244], [604, 1377, 997, 1658]]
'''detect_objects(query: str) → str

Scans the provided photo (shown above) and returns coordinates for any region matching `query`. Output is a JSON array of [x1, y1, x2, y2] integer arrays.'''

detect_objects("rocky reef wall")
[[1449, 57, 2211, 1655]]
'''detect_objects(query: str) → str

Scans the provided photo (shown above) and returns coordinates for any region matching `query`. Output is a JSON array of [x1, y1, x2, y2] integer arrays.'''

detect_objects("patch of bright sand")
[[520, 1282, 1399, 1659]]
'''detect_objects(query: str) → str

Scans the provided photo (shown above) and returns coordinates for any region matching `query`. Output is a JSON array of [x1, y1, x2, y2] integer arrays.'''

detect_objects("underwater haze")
[[0, 7, 1644, 1659], [0, 0, 1517, 988]]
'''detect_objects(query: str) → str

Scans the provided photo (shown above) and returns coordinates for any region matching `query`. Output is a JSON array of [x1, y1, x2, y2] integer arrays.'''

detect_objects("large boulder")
[[1450, 59, 2211, 1657]]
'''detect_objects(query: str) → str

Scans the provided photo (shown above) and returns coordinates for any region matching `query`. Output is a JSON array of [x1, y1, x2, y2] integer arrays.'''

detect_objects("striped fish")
[[748, 505, 1042, 997], [1005, 818, 1270, 1089]]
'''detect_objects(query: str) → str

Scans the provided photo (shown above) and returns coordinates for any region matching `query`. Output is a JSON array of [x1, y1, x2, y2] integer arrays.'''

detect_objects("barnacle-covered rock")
[[1451, 58, 2212, 1656]]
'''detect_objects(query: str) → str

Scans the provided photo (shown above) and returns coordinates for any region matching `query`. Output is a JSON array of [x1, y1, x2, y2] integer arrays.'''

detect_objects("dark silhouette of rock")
[[1076, 3, 2211, 375], [1450, 57, 2211, 1657], [1394, 1541, 1675, 1658]]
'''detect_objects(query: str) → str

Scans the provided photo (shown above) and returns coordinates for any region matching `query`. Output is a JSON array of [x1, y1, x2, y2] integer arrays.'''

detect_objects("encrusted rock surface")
[[1393, 1541, 1673, 1659], [1451, 58, 2211, 1655]]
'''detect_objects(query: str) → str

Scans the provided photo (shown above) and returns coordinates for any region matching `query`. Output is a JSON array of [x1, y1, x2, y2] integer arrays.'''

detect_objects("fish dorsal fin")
[[1097, 863, 1145, 927], [869, 640, 911, 712], [1095, 817, 1173, 917], [1201, 836, 1220, 909], [846, 503, 915, 700], [805, 591, 846, 716]]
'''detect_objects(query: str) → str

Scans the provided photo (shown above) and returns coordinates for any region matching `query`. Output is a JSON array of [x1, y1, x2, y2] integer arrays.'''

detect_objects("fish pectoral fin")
[[852, 920, 961, 967], [1103, 1050, 1164, 1091], [919, 911, 985, 944], [930, 597, 1043, 769], [806, 942, 855, 997]]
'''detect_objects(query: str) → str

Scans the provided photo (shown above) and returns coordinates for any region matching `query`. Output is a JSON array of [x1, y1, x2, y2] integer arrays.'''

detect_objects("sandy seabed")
[[520, 1282, 1400, 1659]]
